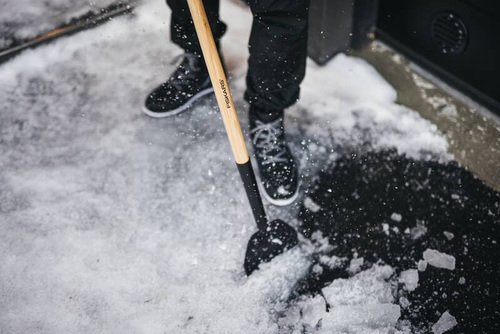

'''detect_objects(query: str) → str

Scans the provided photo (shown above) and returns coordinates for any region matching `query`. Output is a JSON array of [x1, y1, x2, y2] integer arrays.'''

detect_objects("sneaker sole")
[[249, 155, 301, 207], [260, 182, 301, 207], [141, 86, 214, 119]]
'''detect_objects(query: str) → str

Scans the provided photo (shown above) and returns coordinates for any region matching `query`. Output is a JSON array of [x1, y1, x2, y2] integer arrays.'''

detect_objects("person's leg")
[[143, 0, 226, 118], [167, 0, 226, 55], [245, 0, 309, 205], [245, 0, 309, 120]]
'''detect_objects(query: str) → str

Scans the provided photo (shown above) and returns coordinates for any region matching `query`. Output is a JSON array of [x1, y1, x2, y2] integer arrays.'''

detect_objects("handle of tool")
[[187, 0, 247, 164], [187, 0, 268, 230]]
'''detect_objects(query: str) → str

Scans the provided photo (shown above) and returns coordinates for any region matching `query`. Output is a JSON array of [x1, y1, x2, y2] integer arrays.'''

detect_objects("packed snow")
[[1, 0, 451, 333]]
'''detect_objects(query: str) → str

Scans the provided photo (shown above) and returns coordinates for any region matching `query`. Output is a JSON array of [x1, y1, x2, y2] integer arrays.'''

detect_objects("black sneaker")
[[142, 53, 213, 118], [250, 112, 300, 206]]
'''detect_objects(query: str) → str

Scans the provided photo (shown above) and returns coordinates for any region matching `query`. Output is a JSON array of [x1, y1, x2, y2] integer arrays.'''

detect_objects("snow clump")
[[391, 213, 403, 222], [399, 269, 419, 291]]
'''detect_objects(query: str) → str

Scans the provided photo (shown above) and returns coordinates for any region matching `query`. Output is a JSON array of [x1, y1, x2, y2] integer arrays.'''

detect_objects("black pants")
[[166, 0, 309, 120]]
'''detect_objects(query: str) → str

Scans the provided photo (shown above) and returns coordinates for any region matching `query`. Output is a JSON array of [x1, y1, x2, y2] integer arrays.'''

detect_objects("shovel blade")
[[244, 219, 299, 275]]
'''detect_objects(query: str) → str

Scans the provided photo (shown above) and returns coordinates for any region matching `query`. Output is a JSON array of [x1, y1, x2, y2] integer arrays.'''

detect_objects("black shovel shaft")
[[237, 161, 268, 230]]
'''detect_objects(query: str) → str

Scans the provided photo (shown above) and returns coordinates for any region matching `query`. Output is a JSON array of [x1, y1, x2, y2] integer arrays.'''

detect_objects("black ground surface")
[[295, 150, 500, 333]]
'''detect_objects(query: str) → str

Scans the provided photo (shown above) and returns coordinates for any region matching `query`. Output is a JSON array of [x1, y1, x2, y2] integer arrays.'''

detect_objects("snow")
[[432, 311, 458, 334], [399, 296, 410, 309], [348, 257, 365, 274], [399, 269, 419, 292], [412, 73, 436, 90], [303, 197, 321, 213], [411, 221, 428, 240], [391, 212, 403, 222], [311, 231, 335, 254], [319, 255, 346, 269], [300, 295, 327, 328], [0, 0, 451, 332], [418, 260, 428, 272], [443, 231, 454, 240], [296, 54, 449, 160], [0, 0, 117, 49], [423, 249, 456, 270], [382, 223, 390, 236]]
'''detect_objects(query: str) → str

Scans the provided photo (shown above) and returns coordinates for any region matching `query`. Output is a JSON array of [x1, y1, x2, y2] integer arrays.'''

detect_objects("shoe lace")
[[250, 119, 288, 165], [169, 53, 203, 91]]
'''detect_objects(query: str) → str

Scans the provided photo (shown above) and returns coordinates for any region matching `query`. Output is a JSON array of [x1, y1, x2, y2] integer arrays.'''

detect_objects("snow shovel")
[[187, 0, 298, 275]]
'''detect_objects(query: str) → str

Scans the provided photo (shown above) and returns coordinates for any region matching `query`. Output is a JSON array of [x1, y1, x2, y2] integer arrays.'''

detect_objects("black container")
[[308, 0, 378, 64], [377, 0, 500, 114]]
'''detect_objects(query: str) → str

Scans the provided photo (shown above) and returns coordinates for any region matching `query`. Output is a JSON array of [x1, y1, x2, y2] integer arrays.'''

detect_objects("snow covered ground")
[[0, 0, 119, 49], [0, 0, 451, 333]]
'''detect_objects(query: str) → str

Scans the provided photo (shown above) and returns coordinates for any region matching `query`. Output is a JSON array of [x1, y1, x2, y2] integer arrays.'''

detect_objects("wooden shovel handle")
[[187, 0, 249, 164]]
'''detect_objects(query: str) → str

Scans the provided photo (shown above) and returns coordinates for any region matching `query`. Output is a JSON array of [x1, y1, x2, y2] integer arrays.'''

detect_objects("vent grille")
[[432, 12, 468, 54]]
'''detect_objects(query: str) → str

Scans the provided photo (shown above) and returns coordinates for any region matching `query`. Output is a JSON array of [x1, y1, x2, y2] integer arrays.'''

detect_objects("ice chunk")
[[348, 257, 364, 274], [459, 277, 466, 285], [423, 249, 456, 270], [321, 303, 401, 331], [443, 231, 454, 240], [322, 265, 394, 307], [391, 213, 402, 222], [399, 296, 410, 309], [382, 223, 390, 236], [271, 238, 283, 245], [277, 186, 288, 195], [301, 295, 326, 327], [278, 306, 301, 327], [311, 232, 335, 253], [418, 260, 428, 272], [304, 197, 321, 213], [312, 264, 323, 274], [317, 265, 400, 332], [380, 265, 395, 280], [411, 222, 428, 239], [319, 255, 346, 269], [399, 269, 419, 291], [432, 311, 458, 334]]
